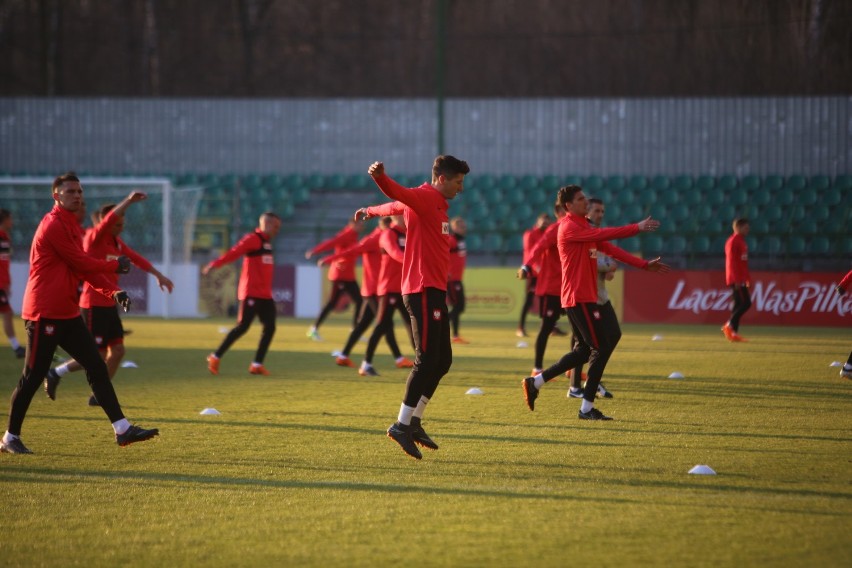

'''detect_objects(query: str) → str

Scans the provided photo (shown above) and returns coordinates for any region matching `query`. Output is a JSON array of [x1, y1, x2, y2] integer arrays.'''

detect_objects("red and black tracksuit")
[[364, 223, 411, 364], [725, 232, 752, 332], [519, 225, 545, 331], [309, 224, 363, 329], [523, 219, 563, 370], [447, 232, 467, 337]]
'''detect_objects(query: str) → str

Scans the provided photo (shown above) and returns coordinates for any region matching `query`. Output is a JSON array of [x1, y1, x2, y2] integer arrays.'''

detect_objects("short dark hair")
[[588, 197, 603, 206], [432, 155, 470, 180], [98, 203, 117, 218], [733, 217, 749, 229], [261, 211, 281, 221], [52, 172, 80, 193], [0, 209, 10, 223], [556, 185, 584, 211]]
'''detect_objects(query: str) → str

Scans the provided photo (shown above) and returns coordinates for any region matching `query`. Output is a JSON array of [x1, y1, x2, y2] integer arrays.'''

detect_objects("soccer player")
[[359, 214, 414, 376], [0, 209, 25, 358], [203, 212, 282, 376], [304, 218, 364, 341], [518, 204, 565, 377], [447, 217, 469, 344], [566, 198, 616, 399], [517, 213, 550, 337], [835, 269, 852, 380], [355, 155, 470, 459], [522, 185, 669, 420], [43, 192, 175, 405], [722, 217, 751, 342], [1, 173, 158, 454], [320, 217, 411, 369]]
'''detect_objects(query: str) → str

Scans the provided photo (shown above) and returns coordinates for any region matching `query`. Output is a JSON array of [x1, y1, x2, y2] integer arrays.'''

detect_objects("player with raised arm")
[[355, 155, 469, 459]]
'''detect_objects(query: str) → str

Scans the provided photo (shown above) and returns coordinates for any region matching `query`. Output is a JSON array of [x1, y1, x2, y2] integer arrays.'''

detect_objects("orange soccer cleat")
[[721, 323, 734, 341], [249, 363, 271, 376], [206, 354, 220, 375], [395, 357, 415, 368], [730, 332, 749, 343], [451, 336, 470, 344], [335, 355, 356, 368]]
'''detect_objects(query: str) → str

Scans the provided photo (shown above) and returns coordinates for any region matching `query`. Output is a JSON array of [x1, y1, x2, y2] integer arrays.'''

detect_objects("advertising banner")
[[624, 270, 850, 326]]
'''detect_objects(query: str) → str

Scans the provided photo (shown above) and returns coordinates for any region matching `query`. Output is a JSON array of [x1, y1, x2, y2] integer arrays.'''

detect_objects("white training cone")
[[218, 326, 230, 334], [668, 371, 684, 379], [200, 408, 221, 415], [465, 388, 484, 395], [829, 361, 842, 367], [688, 465, 716, 475], [651, 334, 664, 341], [516, 341, 528, 348], [120, 361, 138, 368]]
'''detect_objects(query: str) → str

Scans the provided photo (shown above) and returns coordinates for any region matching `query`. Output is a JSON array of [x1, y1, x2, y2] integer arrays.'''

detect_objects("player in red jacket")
[[522, 185, 669, 420], [0, 209, 25, 358], [517, 213, 550, 337], [305, 219, 364, 341], [835, 270, 852, 380], [447, 217, 469, 344], [203, 212, 282, 376], [43, 192, 175, 404], [356, 155, 470, 460], [1, 173, 158, 454], [722, 217, 751, 342]]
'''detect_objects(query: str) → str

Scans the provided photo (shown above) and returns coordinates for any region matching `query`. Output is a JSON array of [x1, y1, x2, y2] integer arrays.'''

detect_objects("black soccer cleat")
[[87, 394, 100, 407], [578, 407, 613, 421], [116, 425, 160, 447], [14, 346, 25, 359], [522, 377, 539, 411], [1, 437, 33, 454], [44, 369, 61, 400], [567, 387, 584, 399], [597, 382, 614, 399], [410, 417, 438, 450], [386, 422, 422, 460]]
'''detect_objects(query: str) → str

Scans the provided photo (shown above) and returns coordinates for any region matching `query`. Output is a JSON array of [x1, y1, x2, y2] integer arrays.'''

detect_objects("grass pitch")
[[0, 317, 850, 567]]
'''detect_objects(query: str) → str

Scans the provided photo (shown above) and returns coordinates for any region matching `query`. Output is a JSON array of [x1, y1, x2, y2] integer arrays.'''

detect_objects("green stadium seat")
[[541, 175, 561, 192], [476, 174, 496, 190], [822, 188, 842, 206], [465, 234, 482, 252], [683, 190, 703, 207], [658, 189, 679, 206], [305, 174, 325, 188], [290, 186, 310, 204], [810, 204, 830, 223], [638, 189, 657, 206], [833, 175, 852, 190], [199, 173, 219, 187], [653, 175, 673, 191], [729, 191, 748, 207], [283, 174, 303, 189], [808, 236, 831, 255], [649, 203, 667, 220], [564, 175, 583, 186], [629, 175, 648, 190], [691, 235, 711, 254], [741, 175, 761, 192], [503, 217, 521, 232], [786, 236, 806, 256], [177, 173, 199, 186], [749, 218, 769, 234], [695, 176, 715, 191], [262, 174, 282, 189], [673, 175, 692, 191], [670, 235, 688, 254], [751, 187, 772, 207], [621, 203, 643, 221], [484, 233, 504, 252], [519, 175, 538, 191], [583, 176, 604, 192], [785, 175, 806, 191], [506, 188, 527, 206], [775, 189, 794, 206], [670, 204, 691, 224], [476, 218, 498, 232], [758, 237, 783, 255], [220, 174, 238, 187], [809, 175, 830, 192], [641, 235, 663, 255], [799, 187, 818, 207], [763, 175, 784, 191], [618, 237, 639, 252], [325, 174, 346, 190], [605, 175, 626, 191], [840, 236, 852, 256], [718, 175, 738, 191], [346, 174, 371, 190], [498, 175, 517, 191]]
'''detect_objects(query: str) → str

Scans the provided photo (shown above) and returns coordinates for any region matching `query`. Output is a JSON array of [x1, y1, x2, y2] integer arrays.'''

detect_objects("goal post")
[[0, 176, 202, 318]]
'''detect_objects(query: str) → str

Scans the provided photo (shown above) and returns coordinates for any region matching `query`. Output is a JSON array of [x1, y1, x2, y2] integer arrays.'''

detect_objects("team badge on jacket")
[[45, 324, 55, 336], [432, 309, 442, 320], [441, 222, 449, 235]]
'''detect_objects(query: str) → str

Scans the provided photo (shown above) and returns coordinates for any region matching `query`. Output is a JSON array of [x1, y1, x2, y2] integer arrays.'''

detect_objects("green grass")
[[1, 317, 850, 567]]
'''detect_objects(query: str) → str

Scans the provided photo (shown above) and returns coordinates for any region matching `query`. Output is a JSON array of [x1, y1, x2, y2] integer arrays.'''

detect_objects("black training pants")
[[215, 297, 276, 363], [729, 284, 752, 332], [401, 288, 452, 407]]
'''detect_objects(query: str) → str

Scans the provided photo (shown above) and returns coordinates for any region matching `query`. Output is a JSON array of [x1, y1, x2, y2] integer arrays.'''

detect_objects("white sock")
[[395, 356, 406, 364], [251, 361, 262, 367], [3, 431, 18, 443], [112, 419, 131, 435], [843, 363, 852, 371], [9, 338, 20, 350], [413, 396, 430, 419], [397, 404, 415, 426], [533, 374, 545, 389], [580, 399, 594, 413], [55, 362, 73, 377], [360, 361, 372, 370]]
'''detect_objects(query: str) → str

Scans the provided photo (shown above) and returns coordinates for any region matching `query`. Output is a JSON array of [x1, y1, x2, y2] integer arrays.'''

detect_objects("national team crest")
[[247, 299, 255, 306], [441, 222, 449, 235], [95, 336, 104, 345], [44, 324, 55, 336], [589, 248, 598, 259], [592, 310, 601, 320], [432, 309, 442, 320]]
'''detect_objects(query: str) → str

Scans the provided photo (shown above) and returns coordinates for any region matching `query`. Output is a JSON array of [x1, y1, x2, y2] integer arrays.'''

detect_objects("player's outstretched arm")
[[150, 268, 174, 293], [645, 257, 671, 273], [637, 216, 661, 232]]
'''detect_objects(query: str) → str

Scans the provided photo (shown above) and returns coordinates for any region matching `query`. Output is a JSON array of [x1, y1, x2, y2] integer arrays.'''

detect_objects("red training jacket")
[[522, 226, 546, 277], [320, 227, 384, 296], [80, 210, 154, 308], [725, 233, 750, 286], [524, 221, 561, 297], [558, 212, 646, 308], [367, 176, 451, 295], [309, 225, 359, 281], [208, 229, 274, 300], [448, 233, 467, 282], [0, 229, 10, 289], [377, 223, 406, 296], [23, 205, 120, 320]]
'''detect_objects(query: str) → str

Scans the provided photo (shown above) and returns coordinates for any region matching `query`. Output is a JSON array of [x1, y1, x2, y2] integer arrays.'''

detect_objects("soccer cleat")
[[116, 424, 159, 447], [206, 354, 220, 375], [565, 370, 588, 381], [44, 369, 61, 400], [550, 326, 567, 337], [88, 394, 100, 407], [306, 328, 322, 342], [578, 407, 613, 421], [1, 437, 33, 454], [358, 364, 379, 377], [14, 346, 25, 359], [335, 355, 355, 368], [730, 332, 748, 342], [522, 377, 539, 411], [395, 357, 414, 368], [249, 364, 270, 376], [721, 323, 734, 341], [568, 387, 584, 399], [451, 336, 469, 344], [840, 367, 852, 380], [516, 328, 528, 338], [410, 417, 438, 450], [597, 383, 614, 398], [386, 422, 422, 460]]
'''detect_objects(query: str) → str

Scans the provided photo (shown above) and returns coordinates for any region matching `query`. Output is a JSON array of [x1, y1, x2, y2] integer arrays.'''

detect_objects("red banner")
[[623, 271, 851, 327]]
